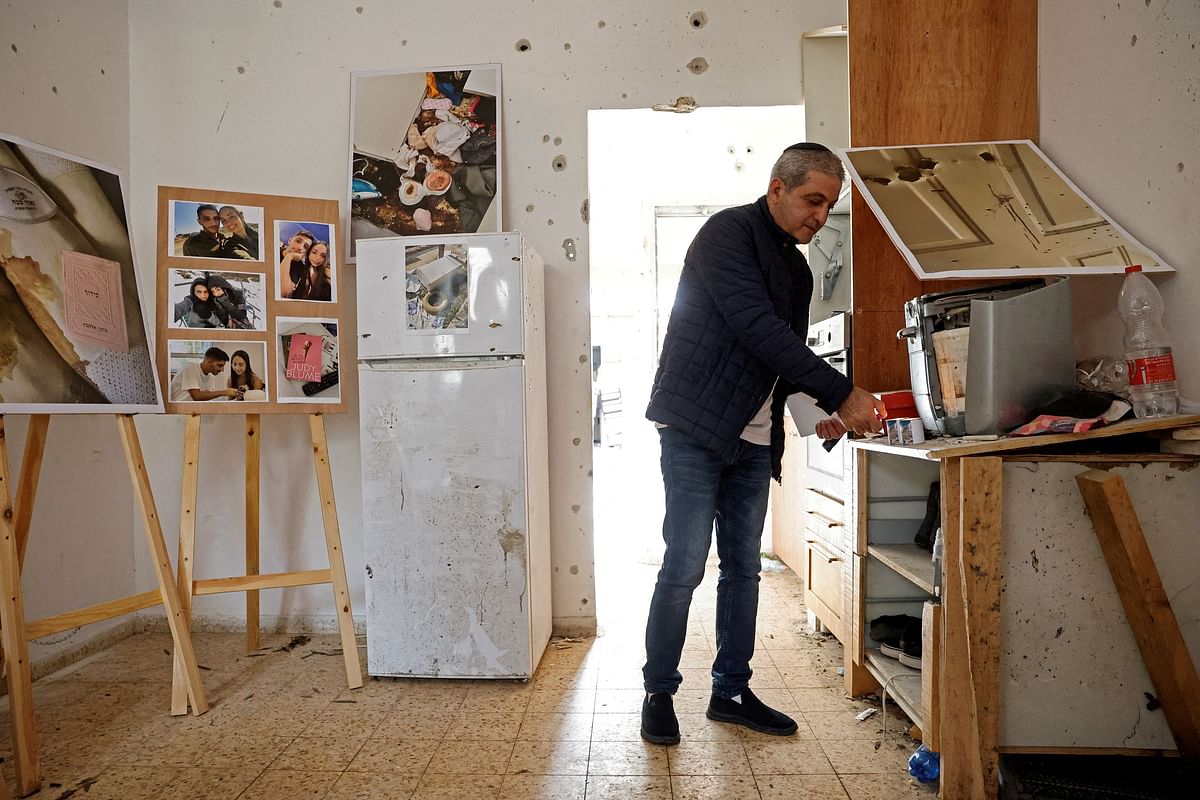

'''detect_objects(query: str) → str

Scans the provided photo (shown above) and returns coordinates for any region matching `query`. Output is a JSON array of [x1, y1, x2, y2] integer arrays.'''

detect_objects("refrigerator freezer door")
[[357, 233, 525, 360], [359, 359, 533, 678]]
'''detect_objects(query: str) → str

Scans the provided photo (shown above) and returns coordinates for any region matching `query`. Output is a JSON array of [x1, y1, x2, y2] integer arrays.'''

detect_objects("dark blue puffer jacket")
[[645, 197, 854, 480]]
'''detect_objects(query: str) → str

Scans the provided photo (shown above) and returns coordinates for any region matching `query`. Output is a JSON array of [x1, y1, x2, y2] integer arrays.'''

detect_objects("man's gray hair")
[[770, 145, 846, 189]]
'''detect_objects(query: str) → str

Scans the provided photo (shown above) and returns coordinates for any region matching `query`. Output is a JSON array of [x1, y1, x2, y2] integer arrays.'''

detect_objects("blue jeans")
[[643, 427, 771, 699]]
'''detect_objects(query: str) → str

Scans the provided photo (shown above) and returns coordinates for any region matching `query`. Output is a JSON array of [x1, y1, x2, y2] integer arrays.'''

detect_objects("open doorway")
[[587, 105, 806, 631]]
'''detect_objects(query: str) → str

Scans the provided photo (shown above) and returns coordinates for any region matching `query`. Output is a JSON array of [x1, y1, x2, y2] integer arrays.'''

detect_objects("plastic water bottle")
[[908, 744, 940, 782], [1118, 265, 1178, 418]]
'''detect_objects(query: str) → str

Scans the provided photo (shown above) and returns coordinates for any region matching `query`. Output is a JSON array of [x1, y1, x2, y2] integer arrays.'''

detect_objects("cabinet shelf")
[[868, 543, 936, 595], [864, 649, 924, 732]]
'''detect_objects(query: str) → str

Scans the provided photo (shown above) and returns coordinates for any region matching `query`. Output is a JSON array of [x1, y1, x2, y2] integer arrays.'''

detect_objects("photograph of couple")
[[167, 340, 268, 403], [169, 268, 265, 330], [170, 200, 264, 261], [277, 220, 336, 302]]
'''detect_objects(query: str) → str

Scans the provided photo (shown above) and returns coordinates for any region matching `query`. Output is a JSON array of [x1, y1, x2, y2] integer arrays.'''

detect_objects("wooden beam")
[[25, 590, 161, 640], [922, 600, 942, 751], [1076, 469, 1200, 758], [959, 457, 1003, 798], [309, 414, 363, 689], [117, 415, 208, 715], [245, 414, 261, 652], [0, 416, 40, 795], [938, 456, 985, 799], [194, 569, 332, 595]]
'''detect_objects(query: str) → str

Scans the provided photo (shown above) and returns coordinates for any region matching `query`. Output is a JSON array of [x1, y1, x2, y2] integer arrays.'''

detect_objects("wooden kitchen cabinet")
[[846, 416, 1200, 799]]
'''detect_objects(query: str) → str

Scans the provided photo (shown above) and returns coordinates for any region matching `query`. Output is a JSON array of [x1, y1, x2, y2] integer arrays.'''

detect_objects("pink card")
[[285, 334, 323, 382], [61, 251, 128, 352]]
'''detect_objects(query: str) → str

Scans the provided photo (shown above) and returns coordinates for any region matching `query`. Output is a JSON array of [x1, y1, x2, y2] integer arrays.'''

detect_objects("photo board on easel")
[[155, 186, 347, 414], [0, 131, 162, 413]]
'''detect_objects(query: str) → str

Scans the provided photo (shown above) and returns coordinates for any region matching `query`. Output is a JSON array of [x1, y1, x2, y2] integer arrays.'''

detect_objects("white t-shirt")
[[169, 363, 228, 402]]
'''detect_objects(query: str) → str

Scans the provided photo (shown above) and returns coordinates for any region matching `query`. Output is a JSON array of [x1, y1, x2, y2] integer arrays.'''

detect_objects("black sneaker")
[[706, 688, 798, 736], [641, 692, 680, 745]]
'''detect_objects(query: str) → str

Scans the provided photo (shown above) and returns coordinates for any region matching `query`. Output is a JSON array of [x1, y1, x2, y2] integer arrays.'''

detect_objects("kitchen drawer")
[[805, 488, 846, 552], [805, 537, 846, 642]]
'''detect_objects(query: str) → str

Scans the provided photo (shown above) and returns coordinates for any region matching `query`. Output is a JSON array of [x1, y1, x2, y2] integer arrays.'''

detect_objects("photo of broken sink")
[[405, 242, 469, 332]]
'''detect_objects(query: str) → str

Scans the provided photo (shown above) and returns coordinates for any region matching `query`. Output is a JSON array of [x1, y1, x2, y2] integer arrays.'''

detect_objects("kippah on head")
[[771, 142, 845, 189]]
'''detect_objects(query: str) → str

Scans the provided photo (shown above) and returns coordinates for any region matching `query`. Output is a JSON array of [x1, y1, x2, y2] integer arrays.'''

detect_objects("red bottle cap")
[[1125, 264, 1143, 273]]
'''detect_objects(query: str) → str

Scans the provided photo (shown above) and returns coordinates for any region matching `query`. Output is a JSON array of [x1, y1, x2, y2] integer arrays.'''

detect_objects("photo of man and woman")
[[276, 220, 336, 302], [276, 317, 339, 403], [170, 200, 264, 261], [168, 268, 265, 330], [167, 340, 268, 403]]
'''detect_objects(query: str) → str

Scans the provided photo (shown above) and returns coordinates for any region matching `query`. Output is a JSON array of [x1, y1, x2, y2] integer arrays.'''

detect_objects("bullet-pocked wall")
[[1041, 0, 1200, 398], [122, 0, 850, 635], [0, 0, 140, 671]]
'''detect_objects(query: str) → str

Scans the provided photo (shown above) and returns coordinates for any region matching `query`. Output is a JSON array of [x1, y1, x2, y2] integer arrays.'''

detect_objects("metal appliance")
[[355, 232, 552, 679], [804, 311, 851, 488], [897, 278, 1075, 436]]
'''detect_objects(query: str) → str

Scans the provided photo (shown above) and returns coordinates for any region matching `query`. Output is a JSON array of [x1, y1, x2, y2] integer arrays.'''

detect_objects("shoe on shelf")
[[899, 637, 922, 669], [706, 688, 798, 736], [641, 692, 680, 745]]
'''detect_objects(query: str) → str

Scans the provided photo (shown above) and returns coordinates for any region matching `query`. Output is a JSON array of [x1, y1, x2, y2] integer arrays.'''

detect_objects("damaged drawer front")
[[805, 536, 846, 643], [805, 488, 847, 554]]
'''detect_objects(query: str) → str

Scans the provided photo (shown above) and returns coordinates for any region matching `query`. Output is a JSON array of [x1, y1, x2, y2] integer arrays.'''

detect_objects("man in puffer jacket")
[[640, 143, 885, 745]]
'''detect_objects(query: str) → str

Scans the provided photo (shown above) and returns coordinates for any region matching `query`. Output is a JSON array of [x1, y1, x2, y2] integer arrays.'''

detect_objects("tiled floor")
[[0, 562, 933, 799]]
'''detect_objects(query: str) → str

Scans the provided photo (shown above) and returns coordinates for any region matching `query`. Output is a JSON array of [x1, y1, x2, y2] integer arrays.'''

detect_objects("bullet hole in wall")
[[552, 155, 567, 171], [1131, 34, 1138, 46], [516, 39, 532, 53], [1178, 162, 1185, 172], [564, 42, 572, 51], [237, 66, 245, 74], [10, 44, 16, 53], [356, 6, 363, 12], [526, 203, 535, 212], [563, 238, 577, 261], [598, 20, 606, 28], [688, 57, 709, 74], [547, 218, 555, 226], [542, 134, 550, 143], [554, 137, 562, 146], [690, 11, 708, 29], [51, 86, 58, 94], [273, 0, 282, 7], [580, 199, 590, 224], [573, 437, 581, 445]]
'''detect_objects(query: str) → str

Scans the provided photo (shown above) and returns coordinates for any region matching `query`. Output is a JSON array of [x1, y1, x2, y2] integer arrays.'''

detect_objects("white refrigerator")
[[356, 232, 552, 679]]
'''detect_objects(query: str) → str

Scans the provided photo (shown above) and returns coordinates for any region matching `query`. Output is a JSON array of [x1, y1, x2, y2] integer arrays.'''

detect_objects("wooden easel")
[[168, 412, 361, 714], [0, 414, 208, 797]]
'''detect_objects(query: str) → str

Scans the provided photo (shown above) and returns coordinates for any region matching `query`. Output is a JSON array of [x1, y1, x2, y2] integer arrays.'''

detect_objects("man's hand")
[[835, 387, 886, 436], [815, 417, 847, 441]]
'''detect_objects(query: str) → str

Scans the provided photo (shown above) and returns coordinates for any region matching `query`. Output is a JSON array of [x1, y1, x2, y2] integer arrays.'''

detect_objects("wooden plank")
[[868, 544, 936, 595], [959, 457, 1003, 798], [117, 415, 209, 715], [938, 456, 985, 800], [13, 414, 49, 565], [171, 414, 201, 715], [0, 416, 40, 796], [194, 569, 332, 595], [1075, 469, 1200, 757], [1171, 426, 1200, 440], [922, 600, 942, 751], [850, 415, 1200, 461], [245, 414, 261, 652], [309, 414, 362, 689], [25, 590, 161, 640]]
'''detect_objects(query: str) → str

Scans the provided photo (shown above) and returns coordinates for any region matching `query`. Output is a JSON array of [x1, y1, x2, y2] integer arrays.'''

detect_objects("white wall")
[[0, 0, 138, 670], [123, 0, 846, 635], [1040, 0, 1200, 399]]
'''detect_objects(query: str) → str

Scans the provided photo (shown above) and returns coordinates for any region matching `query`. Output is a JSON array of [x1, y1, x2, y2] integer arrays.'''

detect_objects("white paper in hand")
[[785, 392, 828, 437]]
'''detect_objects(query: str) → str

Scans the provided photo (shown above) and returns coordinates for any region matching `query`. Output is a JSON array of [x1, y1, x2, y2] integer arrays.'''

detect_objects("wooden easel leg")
[[246, 414, 261, 652], [0, 414, 48, 680], [116, 415, 208, 715], [171, 415, 202, 715], [0, 417, 40, 796], [1076, 469, 1200, 758], [308, 414, 362, 689]]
